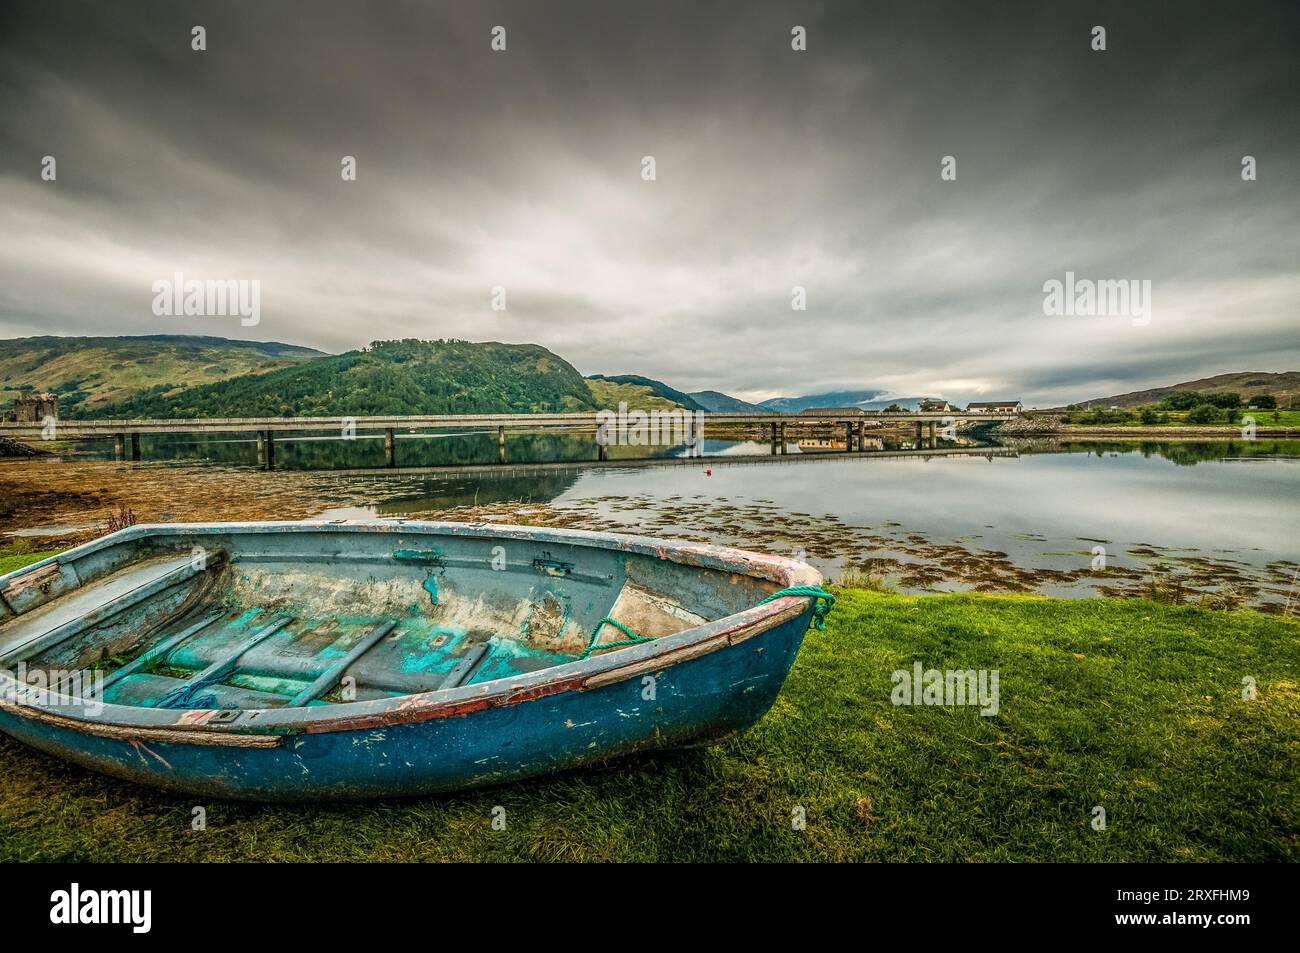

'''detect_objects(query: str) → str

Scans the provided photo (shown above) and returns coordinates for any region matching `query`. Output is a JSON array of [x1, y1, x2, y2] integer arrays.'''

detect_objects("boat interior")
[[0, 524, 782, 711]]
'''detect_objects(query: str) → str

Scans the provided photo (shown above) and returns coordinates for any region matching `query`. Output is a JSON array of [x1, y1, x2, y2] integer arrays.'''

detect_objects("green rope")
[[757, 585, 837, 631], [579, 616, 657, 659], [578, 584, 837, 660]]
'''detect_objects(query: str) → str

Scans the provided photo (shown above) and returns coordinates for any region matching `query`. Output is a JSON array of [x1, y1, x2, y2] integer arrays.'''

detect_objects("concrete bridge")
[[0, 411, 1015, 467]]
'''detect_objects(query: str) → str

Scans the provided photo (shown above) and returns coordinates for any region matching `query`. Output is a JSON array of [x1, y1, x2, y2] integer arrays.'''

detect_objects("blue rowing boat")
[[0, 520, 832, 800]]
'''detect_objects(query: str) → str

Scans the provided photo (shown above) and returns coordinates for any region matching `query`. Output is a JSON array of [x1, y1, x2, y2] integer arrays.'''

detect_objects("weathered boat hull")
[[0, 612, 806, 800], [0, 521, 820, 801]]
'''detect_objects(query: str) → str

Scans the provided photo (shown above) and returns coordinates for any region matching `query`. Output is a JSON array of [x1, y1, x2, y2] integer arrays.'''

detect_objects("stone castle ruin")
[[2, 392, 58, 423]]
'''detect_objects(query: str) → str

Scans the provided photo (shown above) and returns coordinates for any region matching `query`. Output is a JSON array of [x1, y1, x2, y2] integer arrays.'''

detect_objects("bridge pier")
[[498, 426, 506, 464], [264, 430, 275, 470], [855, 421, 864, 451], [130, 432, 141, 461], [770, 423, 777, 455], [384, 428, 396, 468], [929, 421, 937, 445], [845, 421, 854, 452], [915, 421, 924, 448], [778, 422, 787, 454], [113, 433, 125, 460]]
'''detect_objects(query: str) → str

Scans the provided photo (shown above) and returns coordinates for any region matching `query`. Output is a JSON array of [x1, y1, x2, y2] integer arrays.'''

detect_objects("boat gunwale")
[[0, 519, 821, 739]]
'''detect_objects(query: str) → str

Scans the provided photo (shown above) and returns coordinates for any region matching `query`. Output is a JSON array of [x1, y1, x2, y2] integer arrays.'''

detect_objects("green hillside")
[[1078, 371, 1299, 409], [688, 389, 766, 413], [585, 374, 708, 412], [587, 378, 688, 411], [0, 335, 322, 414], [80, 339, 599, 418]]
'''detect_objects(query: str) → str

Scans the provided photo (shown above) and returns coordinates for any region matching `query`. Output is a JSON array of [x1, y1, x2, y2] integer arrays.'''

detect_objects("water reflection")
[[545, 443, 1299, 604], [60, 430, 957, 469], [373, 469, 583, 512], [58, 430, 1300, 473], [996, 436, 1300, 464]]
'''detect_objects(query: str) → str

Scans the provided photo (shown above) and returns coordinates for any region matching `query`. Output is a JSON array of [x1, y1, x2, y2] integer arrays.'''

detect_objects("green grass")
[[0, 590, 1296, 861], [1061, 409, 1300, 428], [0, 548, 58, 577], [1240, 409, 1300, 427]]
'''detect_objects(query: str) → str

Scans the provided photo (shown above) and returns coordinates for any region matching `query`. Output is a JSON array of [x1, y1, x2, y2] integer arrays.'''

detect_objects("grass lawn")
[[0, 549, 58, 577], [1059, 409, 1300, 428], [1239, 409, 1300, 427], [0, 589, 1296, 861]]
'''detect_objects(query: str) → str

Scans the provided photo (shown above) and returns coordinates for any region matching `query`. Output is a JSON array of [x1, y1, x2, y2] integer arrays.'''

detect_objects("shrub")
[[106, 505, 138, 533], [1086, 407, 1132, 424], [838, 563, 895, 592], [1163, 391, 1202, 410], [1186, 404, 1221, 425], [1202, 391, 1241, 409]]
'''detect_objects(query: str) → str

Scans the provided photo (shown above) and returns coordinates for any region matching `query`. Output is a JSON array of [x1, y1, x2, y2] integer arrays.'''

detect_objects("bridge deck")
[[0, 411, 1015, 438]]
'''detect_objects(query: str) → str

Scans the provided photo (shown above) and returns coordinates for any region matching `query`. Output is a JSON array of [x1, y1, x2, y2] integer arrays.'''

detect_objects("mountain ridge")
[[1073, 371, 1300, 409], [687, 390, 766, 413], [585, 374, 709, 412], [78, 339, 598, 418], [757, 389, 934, 413], [0, 334, 324, 414], [5, 334, 1294, 417]]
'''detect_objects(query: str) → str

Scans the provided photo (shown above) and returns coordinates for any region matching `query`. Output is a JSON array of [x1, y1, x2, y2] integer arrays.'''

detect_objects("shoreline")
[[1001, 425, 1300, 438], [1, 454, 1294, 614]]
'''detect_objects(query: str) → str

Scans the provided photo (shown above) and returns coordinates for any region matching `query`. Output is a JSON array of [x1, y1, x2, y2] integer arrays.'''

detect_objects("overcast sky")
[[1, 0, 1296, 405]]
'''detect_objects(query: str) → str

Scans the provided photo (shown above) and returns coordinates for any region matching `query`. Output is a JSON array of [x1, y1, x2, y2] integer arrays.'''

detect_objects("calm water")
[[552, 446, 1298, 564], [315, 439, 1298, 600]]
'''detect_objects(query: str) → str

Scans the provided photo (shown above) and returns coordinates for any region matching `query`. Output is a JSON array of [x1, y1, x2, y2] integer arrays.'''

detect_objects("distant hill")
[[585, 374, 708, 412], [1076, 372, 1300, 409], [80, 339, 599, 418], [853, 396, 930, 411], [587, 378, 689, 411], [688, 390, 766, 413], [758, 389, 932, 413], [0, 334, 323, 414]]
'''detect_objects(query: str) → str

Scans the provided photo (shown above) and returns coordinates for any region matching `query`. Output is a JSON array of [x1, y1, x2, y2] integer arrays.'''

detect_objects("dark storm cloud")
[[1, 0, 1297, 405]]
